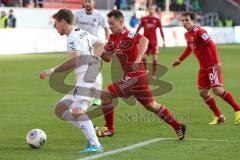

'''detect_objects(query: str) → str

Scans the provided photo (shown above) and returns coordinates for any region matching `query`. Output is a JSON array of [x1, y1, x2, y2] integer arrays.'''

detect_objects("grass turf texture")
[[0, 45, 240, 160]]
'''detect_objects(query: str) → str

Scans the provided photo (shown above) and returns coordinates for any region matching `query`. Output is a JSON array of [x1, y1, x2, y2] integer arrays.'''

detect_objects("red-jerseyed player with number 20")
[[172, 12, 240, 125]]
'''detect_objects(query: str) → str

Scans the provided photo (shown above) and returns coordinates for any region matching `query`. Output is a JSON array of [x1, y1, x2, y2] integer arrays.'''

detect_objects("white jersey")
[[75, 9, 107, 37], [67, 28, 102, 90]]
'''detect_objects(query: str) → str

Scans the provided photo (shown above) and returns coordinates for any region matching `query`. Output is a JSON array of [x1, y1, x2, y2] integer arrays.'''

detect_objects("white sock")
[[70, 120, 90, 140], [70, 114, 101, 147]]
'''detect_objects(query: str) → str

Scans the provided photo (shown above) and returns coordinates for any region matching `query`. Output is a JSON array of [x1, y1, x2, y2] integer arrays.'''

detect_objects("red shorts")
[[145, 42, 158, 55], [108, 72, 154, 106], [198, 67, 223, 89]]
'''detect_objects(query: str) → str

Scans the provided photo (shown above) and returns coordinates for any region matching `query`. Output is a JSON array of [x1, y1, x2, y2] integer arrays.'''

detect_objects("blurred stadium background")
[[0, 0, 240, 54]]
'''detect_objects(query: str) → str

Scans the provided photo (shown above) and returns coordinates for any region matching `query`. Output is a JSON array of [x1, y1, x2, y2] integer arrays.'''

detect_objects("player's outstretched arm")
[[132, 36, 149, 71], [39, 52, 80, 79], [213, 63, 223, 73], [136, 36, 149, 62], [101, 40, 115, 62], [136, 20, 143, 33], [172, 60, 181, 67], [172, 46, 192, 68], [158, 20, 165, 47], [39, 69, 54, 79]]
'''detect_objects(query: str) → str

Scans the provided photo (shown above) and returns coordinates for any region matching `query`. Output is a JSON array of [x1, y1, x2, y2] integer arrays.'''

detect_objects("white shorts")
[[60, 87, 94, 111], [60, 73, 102, 111]]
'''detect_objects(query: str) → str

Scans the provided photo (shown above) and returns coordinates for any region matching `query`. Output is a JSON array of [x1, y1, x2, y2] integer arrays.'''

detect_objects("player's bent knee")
[[153, 55, 158, 61], [199, 90, 209, 98], [72, 108, 85, 115], [212, 87, 225, 96], [55, 102, 69, 120], [100, 91, 113, 103], [71, 108, 88, 120], [144, 101, 159, 113]]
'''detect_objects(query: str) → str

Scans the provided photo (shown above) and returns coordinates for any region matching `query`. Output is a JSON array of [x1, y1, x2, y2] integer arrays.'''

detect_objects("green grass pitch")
[[0, 45, 240, 160]]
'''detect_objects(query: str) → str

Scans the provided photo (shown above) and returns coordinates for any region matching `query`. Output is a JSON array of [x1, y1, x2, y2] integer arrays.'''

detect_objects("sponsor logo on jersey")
[[69, 46, 76, 51], [79, 32, 88, 39], [79, 21, 95, 27], [201, 33, 210, 41], [68, 41, 76, 51], [146, 23, 154, 29], [69, 42, 74, 46], [127, 32, 136, 38]]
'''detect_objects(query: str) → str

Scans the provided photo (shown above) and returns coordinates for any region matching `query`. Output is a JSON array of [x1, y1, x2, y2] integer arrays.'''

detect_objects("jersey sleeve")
[[104, 35, 116, 52], [205, 39, 221, 65], [197, 29, 220, 64], [134, 33, 143, 44], [124, 31, 143, 45], [197, 29, 211, 44], [157, 19, 165, 40], [179, 46, 192, 62], [67, 36, 82, 54]]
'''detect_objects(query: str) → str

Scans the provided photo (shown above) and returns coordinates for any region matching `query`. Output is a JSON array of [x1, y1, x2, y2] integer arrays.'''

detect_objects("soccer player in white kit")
[[75, 0, 109, 106], [39, 9, 104, 153]]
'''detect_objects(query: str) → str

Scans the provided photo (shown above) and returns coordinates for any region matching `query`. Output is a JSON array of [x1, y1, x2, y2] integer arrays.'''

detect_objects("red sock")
[[152, 60, 157, 76], [102, 102, 115, 132], [204, 95, 222, 117], [156, 105, 181, 130], [142, 58, 147, 70], [221, 91, 240, 111]]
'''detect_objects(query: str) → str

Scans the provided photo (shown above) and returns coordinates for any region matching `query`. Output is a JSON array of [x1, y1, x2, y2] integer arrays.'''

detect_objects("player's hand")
[[132, 62, 139, 72], [163, 41, 166, 48], [39, 70, 50, 79], [213, 63, 223, 73], [172, 60, 181, 67], [132, 58, 141, 71]]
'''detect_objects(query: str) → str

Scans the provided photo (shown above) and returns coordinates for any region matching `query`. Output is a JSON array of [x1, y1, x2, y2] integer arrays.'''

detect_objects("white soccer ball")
[[26, 129, 47, 149]]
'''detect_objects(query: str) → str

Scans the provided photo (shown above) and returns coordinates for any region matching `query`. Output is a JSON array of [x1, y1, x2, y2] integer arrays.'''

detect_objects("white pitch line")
[[78, 138, 171, 160], [78, 138, 240, 160]]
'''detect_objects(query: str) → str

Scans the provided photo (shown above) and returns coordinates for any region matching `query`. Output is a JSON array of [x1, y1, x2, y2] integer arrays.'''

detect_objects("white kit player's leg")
[[70, 115, 101, 147], [93, 73, 103, 106], [62, 100, 101, 147]]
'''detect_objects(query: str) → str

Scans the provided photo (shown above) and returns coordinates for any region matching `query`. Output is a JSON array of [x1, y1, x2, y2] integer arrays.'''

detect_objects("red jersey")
[[104, 28, 145, 75], [179, 25, 221, 69], [136, 15, 164, 43]]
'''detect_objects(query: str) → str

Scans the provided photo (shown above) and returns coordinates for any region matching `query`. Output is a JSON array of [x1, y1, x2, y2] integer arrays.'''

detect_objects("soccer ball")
[[26, 129, 47, 149]]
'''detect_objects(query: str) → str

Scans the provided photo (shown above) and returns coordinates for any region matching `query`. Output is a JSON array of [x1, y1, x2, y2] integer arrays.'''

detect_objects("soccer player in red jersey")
[[172, 12, 240, 125], [136, 6, 166, 79], [97, 10, 186, 140]]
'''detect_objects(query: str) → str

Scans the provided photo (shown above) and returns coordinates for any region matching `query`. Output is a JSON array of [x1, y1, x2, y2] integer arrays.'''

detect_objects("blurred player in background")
[[8, 9, 16, 28], [97, 10, 186, 140], [75, 0, 109, 39], [172, 12, 240, 125], [39, 9, 104, 153], [136, 5, 165, 79], [75, 0, 109, 106], [0, 11, 8, 28]]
